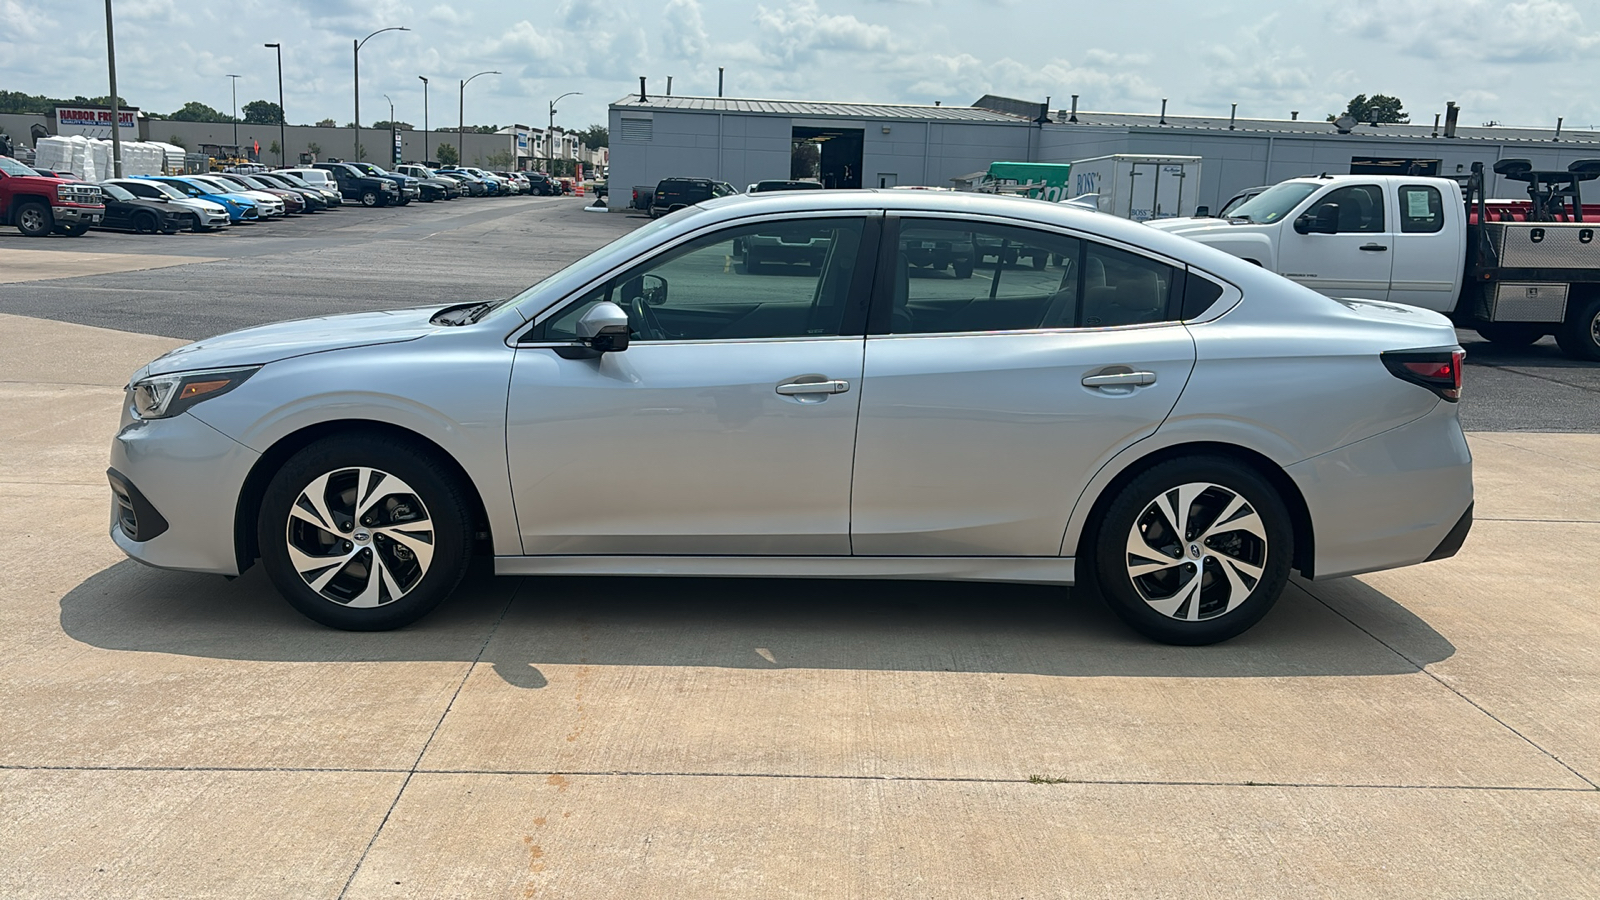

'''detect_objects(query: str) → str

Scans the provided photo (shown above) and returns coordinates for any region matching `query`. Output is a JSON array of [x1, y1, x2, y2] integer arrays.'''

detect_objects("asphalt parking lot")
[[2, 197, 1598, 897]]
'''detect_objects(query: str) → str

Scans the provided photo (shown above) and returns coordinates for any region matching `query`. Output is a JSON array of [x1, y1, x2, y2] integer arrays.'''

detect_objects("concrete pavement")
[[1, 312, 1598, 898]]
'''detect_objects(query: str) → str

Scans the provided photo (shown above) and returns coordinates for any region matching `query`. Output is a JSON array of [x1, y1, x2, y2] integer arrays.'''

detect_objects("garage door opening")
[[792, 126, 863, 189]]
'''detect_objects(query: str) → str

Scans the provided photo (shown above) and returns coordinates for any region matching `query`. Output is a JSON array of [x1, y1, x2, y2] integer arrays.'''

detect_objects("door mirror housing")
[[1295, 204, 1340, 235], [575, 300, 632, 353]]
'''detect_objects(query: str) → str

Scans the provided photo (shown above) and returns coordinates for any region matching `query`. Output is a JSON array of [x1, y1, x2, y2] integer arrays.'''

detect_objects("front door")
[[1276, 183, 1395, 300], [506, 215, 874, 555]]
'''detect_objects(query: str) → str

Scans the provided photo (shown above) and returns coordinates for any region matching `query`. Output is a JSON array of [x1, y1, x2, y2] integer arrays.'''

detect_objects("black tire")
[[1475, 322, 1545, 346], [186, 213, 205, 232], [1555, 296, 1600, 361], [55, 222, 92, 237], [360, 190, 381, 208], [1087, 455, 1293, 645], [954, 259, 974, 279], [1031, 252, 1047, 271], [16, 201, 53, 237], [133, 211, 159, 235], [257, 434, 475, 631]]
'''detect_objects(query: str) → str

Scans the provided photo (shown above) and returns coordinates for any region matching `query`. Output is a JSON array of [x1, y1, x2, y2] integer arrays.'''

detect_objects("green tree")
[[166, 134, 187, 148], [472, 124, 500, 134], [315, 118, 337, 128], [356, 143, 367, 161], [269, 139, 281, 156], [1328, 94, 1408, 125], [435, 142, 459, 166], [169, 101, 233, 123], [242, 100, 284, 125], [484, 149, 515, 169], [371, 120, 413, 131], [306, 142, 322, 156], [577, 124, 608, 149]]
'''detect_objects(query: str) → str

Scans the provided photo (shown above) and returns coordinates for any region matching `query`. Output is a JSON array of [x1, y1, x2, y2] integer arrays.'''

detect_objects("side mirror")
[[1195, 205, 1210, 217], [1294, 204, 1340, 235], [575, 300, 631, 353]]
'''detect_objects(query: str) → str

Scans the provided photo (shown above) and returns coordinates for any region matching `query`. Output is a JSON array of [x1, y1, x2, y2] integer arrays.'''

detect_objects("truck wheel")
[[360, 190, 380, 208], [1555, 297, 1600, 361], [1475, 322, 1545, 347], [954, 260, 975, 279], [15, 201, 52, 237], [55, 223, 92, 237]]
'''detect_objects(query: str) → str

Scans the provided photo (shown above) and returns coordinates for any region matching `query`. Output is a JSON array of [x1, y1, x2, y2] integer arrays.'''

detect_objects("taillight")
[[1381, 348, 1463, 402]]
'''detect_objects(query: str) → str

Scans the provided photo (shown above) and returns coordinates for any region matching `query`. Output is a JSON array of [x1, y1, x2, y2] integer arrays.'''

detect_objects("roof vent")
[[1333, 114, 1356, 134]]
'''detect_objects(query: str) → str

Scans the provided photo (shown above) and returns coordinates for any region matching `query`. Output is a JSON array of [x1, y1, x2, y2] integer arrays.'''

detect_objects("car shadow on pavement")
[[59, 559, 1454, 686]]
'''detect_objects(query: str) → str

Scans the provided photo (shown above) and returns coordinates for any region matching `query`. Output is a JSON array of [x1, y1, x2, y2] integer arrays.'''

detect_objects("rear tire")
[[55, 223, 92, 237], [257, 434, 475, 631], [1087, 456, 1293, 645], [1555, 297, 1600, 361], [954, 259, 974, 279], [1475, 322, 1545, 346]]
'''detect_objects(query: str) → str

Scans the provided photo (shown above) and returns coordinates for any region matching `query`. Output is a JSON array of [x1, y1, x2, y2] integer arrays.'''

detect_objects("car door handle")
[[1359, 243, 1388, 251], [1082, 371, 1156, 388], [776, 379, 850, 395]]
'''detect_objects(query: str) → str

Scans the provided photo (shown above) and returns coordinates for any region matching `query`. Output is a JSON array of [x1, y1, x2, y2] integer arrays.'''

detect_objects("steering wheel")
[[628, 294, 665, 341]]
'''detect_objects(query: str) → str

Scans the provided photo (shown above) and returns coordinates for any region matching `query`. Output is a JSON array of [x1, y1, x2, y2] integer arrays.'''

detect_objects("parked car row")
[[0, 153, 567, 237]]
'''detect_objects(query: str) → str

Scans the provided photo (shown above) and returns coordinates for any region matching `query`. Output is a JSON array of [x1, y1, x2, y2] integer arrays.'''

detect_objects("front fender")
[[1183, 232, 1276, 268]]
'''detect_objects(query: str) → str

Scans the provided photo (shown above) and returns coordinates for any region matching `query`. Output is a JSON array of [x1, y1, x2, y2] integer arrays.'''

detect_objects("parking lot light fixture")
[[226, 74, 241, 153], [418, 76, 429, 165], [354, 26, 409, 161], [459, 70, 500, 163], [548, 91, 580, 174], [104, 0, 123, 177], [264, 43, 285, 166]]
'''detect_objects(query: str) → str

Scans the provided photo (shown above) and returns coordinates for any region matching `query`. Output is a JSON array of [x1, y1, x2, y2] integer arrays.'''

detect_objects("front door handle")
[[1082, 370, 1156, 388], [1359, 243, 1388, 251], [776, 378, 850, 395]]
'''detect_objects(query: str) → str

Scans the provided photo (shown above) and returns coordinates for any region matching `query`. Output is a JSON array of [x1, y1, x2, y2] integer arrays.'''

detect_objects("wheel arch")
[[233, 419, 494, 574], [1067, 440, 1316, 578]]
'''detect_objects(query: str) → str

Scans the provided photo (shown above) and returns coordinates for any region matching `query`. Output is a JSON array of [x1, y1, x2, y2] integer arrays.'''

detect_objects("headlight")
[[129, 366, 258, 419]]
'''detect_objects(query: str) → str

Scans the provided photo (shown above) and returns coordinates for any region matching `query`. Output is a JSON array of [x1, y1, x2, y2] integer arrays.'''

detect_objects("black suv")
[[651, 177, 735, 217], [313, 162, 402, 207]]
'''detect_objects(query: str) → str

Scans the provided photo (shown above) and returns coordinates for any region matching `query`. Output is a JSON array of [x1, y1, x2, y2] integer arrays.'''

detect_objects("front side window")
[[536, 218, 866, 343], [1399, 185, 1444, 233], [1309, 184, 1386, 233]]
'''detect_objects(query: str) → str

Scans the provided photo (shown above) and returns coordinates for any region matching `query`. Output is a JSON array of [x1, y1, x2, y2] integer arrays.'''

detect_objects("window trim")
[[509, 211, 883, 348]]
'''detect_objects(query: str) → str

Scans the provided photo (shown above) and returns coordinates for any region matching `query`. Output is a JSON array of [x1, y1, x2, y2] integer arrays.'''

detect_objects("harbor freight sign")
[[56, 106, 139, 138]]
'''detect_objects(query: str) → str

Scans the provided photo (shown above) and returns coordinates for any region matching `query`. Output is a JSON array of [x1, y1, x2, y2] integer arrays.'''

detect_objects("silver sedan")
[[107, 191, 1473, 643]]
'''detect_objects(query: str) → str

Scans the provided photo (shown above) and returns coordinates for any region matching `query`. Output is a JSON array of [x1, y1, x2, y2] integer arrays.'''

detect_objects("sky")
[[5, 0, 1600, 134]]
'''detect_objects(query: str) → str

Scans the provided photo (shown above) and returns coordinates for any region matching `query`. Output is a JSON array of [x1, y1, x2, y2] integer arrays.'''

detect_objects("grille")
[[60, 185, 103, 204]]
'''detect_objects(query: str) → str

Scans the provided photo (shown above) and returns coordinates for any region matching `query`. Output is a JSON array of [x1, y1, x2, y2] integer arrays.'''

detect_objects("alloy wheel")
[[284, 466, 435, 608], [1124, 482, 1268, 621]]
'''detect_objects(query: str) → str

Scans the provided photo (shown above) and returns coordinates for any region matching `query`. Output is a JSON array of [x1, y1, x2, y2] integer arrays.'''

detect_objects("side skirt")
[[494, 555, 1076, 585]]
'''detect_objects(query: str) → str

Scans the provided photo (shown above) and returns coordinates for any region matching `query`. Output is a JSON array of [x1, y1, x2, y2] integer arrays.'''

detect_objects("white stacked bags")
[[33, 135, 169, 179]]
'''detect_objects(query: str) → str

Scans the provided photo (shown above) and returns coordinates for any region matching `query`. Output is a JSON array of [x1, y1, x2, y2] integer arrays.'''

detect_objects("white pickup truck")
[[1148, 162, 1600, 360]]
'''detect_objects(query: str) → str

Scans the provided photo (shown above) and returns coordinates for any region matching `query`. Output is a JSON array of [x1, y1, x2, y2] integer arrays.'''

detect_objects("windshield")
[[190, 177, 233, 193], [100, 183, 135, 201], [274, 173, 311, 188], [485, 208, 707, 323], [1219, 190, 1261, 217], [1227, 182, 1320, 223], [142, 180, 189, 199], [0, 156, 41, 176], [232, 175, 271, 189]]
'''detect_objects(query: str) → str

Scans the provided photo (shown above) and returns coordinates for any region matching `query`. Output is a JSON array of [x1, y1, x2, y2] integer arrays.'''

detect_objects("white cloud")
[[1333, 0, 1600, 62], [663, 0, 711, 59], [753, 0, 895, 65]]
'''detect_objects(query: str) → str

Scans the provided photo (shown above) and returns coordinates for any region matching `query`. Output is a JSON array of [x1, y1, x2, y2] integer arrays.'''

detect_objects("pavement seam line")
[[1468, 432, 1600, 473], [1293, 580, 1600, 791], [1, 763, 1592, 793], [334, 578, 525, 899]]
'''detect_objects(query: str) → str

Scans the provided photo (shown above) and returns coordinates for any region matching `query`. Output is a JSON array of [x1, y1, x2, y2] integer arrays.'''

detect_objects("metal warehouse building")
[[608, 92, 1600, 211]]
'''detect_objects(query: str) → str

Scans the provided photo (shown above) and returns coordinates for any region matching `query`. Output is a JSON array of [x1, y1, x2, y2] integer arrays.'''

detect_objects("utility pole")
[[384, 94, 395, 166], [226, 74, 241, 157], [549, 91, 579, 175], [459, 70, 500, 164], [418, 75, 429, 164], [264, 43, 285, 165], [104, 0, 123, 177], [354, 26, 408, 161]]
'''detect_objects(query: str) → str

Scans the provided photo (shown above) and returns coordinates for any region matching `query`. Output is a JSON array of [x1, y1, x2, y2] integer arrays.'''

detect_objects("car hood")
[[140, 307, 443, 376]]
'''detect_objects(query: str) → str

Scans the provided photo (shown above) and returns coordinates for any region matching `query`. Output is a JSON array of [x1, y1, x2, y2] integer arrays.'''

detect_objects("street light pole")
[[418, 76, 429, 165], [104, 0, 123, 177], [383, 94, 395, 166], [548, 90, 580, 175], [353, 26, 408, 161], [458, 70, 500, 165], [226, 74, 241, 156], [264, 43, 285, 166]]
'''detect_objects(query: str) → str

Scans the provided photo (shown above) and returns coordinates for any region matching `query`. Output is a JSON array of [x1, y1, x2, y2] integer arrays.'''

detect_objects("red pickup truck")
[[0, 155, 105, 237]]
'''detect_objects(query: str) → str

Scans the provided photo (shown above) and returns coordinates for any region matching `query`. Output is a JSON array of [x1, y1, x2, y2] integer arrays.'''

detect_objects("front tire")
[[1555, 296, 1600, 361], [133, 211, 160, 234], [55, 222, 92, 237], [1088, 456, 1293, 645], [360, 190, 380, 208], [15, 201, 52, 237], [257, 435, 475, 631]]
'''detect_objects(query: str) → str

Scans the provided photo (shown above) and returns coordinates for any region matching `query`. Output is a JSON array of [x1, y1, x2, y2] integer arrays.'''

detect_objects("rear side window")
[[1399, 185, 1444, 233], [1080, 243, 1179, 328], [1182, 271, 1226, 320]]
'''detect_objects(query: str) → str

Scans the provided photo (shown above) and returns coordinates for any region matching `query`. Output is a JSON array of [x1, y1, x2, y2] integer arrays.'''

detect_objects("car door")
[[1387, 183, 1465, 311], [850, 217, 1196, 557], [505, 214, 876, 555], [1275, 183, 1395, 300]]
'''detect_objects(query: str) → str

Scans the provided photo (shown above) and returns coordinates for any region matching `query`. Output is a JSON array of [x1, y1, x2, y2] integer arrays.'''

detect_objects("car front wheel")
[[258, 435, 474, 631], [360, 190, 380, 207], [1089, 456, 1292, 645]]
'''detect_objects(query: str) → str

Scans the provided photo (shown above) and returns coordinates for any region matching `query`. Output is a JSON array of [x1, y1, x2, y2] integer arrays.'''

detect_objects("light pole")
[[104, 0, 122, 177], [383, 93, 395, 166], [264, 43, 285, 166], [226, 74, 241, 155], [417, 75, 429, 165], [458, 70, 499, 164], [354, 26, 408, 161], [548, 91, 579, 175]]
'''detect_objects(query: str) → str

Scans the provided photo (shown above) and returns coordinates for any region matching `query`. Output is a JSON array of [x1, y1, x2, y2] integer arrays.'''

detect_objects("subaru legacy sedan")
[[108, 191, 1472, 644]]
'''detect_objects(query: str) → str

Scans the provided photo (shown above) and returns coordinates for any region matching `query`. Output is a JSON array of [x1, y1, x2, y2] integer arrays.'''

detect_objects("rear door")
[[1388, 183, 1466, 311], [849, 216, 1196, 557], [1275, 183, 1395, 300]]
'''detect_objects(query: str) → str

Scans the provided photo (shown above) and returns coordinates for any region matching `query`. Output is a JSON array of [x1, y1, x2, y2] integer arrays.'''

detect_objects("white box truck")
[[1069, 154, 1202, 221]]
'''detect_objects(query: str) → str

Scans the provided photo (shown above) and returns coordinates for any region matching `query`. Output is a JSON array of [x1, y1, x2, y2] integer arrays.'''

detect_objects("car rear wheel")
[[1555, 296, 1600, 361], [258, 435, 474, 631], [54, 223, 92, 237], [1089, 456, 1293, 645]]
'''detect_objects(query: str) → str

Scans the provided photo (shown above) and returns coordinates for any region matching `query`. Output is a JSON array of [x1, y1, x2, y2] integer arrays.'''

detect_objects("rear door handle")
[[1359, 243, 1388, 251], [1082, 371, 1156, 388], [776, 379, 850, 395]]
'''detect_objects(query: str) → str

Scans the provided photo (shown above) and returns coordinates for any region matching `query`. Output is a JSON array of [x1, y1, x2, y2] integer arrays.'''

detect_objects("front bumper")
[[53, 205, 104, 225], [108, 408, 261, 575]]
